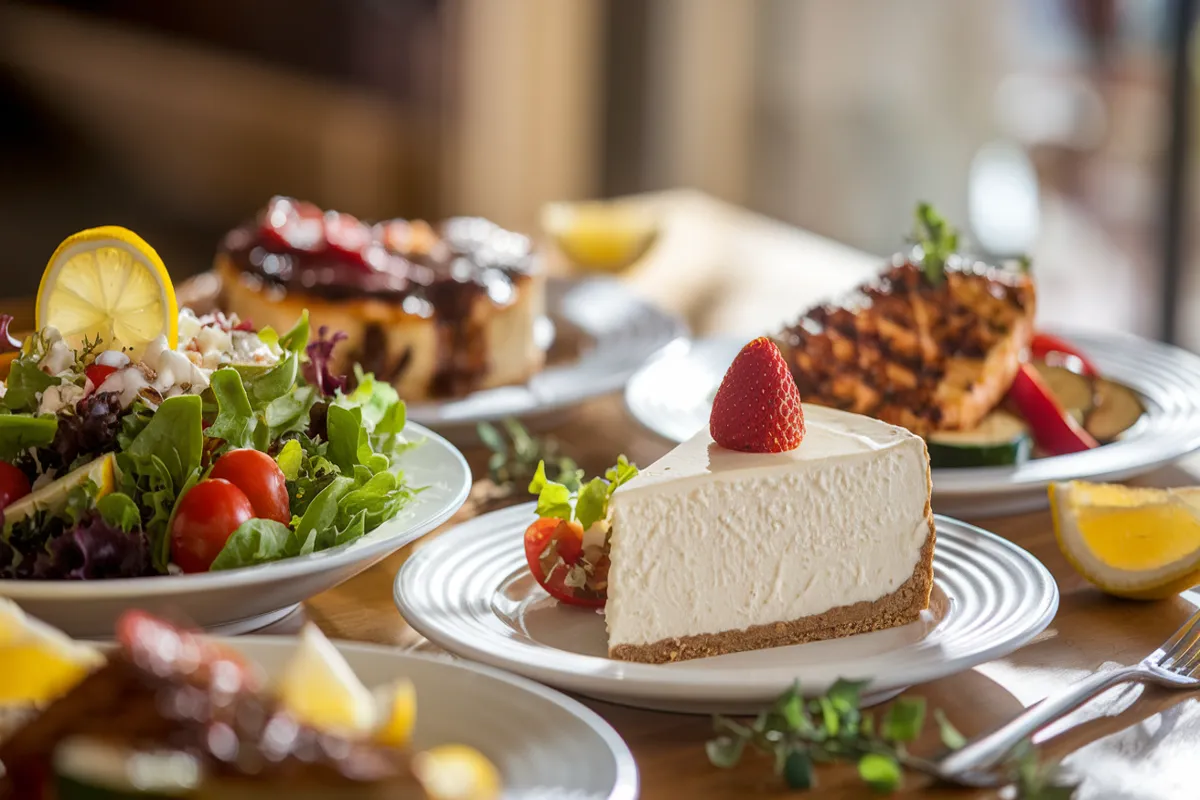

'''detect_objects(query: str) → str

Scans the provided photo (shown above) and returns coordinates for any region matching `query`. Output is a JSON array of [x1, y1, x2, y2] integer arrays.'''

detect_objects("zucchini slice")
[[927, 410, 1032, 468], [1033, 362, 1095, 423], [54, 737, 201, 799], [1085, 378, 1145, 442]]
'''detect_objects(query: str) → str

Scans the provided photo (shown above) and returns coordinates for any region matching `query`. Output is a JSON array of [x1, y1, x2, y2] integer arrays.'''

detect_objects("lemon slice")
[[413, 744, 502, 800], [1051, 481, 1200, 599], [542, 201, 659, 273], [3, 454, 116, 527], [275, 624, 377, 735], [0, 598, 104, 705], [36, 226, 178, 357], [373, 678, 417, 747]]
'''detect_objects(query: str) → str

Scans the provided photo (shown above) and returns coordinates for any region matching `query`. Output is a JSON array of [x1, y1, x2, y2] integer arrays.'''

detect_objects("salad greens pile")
[[0, 311, 419, 579]]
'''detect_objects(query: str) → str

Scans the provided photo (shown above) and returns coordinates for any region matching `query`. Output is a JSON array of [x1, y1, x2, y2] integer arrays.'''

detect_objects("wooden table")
[[302, 193, 1200, 799], [16, 191, 1193, 798]]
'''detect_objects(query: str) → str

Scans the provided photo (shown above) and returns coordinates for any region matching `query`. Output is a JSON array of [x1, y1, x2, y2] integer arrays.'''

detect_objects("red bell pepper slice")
[[1007, 364, 1098, 456], [1030, 333, 1097, 376]]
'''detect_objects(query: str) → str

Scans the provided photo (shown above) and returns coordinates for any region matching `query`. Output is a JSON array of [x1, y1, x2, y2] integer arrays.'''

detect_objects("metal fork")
[[936, 607, 1200, 779]]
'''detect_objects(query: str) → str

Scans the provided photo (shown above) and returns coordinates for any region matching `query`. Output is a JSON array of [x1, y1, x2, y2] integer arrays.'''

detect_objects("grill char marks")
[[777, 258, 1035, 436]]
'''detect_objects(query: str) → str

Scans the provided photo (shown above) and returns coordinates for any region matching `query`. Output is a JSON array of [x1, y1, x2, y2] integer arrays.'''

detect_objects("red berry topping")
[[709, 337, 805, 453], [259, 196, 324, 251], [324, 211, 372, 268]]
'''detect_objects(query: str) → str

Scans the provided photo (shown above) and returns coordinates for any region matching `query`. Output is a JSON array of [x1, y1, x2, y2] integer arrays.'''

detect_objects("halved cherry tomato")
[[1030, 333, 1097, 376], [209, 448, 290, 524], [170, 479, 254, 573], [84, 363, 117, 390], [523, 517, 605, 607], [0, 461, 30, 510]]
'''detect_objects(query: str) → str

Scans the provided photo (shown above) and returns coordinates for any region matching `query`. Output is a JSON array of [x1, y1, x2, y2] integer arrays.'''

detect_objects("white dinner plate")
[[0, 422, 471, 638], [395, 504, 1059, 714], [163, 636, 638, 800], [624, 331, 1200, 517]]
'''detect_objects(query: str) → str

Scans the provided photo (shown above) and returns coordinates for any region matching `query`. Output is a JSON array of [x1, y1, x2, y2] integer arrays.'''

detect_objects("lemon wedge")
[[37, 226, 178, 357], [373, 678, 417, 747], [275, 624, 377, 735], [542, 201, 659, 273], [0, 598, 104, 705], [1051, 481, 1200, 599], [3, 453, 116, 527], [413, 744, 502, 800]]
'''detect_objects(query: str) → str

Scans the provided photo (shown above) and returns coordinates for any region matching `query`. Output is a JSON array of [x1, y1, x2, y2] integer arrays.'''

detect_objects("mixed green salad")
[[0, 309, 418, 579]]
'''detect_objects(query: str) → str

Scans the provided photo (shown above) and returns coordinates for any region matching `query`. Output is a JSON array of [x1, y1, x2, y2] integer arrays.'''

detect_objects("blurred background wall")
[[0, 0, 1192, 345]]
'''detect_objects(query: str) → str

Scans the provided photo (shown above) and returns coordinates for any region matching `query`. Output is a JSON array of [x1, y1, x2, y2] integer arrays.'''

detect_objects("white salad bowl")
[[0, 422, 470, 638]]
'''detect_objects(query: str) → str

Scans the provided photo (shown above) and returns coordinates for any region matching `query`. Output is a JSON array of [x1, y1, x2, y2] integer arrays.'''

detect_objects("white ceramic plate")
[[153, 636, 638, 800], [406, 277, 686, 432], [0, 422, 471, 638], [395, 504, 1059, 714], [624, 331, 1200, 517]]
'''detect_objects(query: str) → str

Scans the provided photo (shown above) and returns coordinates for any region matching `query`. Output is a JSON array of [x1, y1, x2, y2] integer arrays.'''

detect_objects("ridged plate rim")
[[395, 504, 1058, 705], [623, 330, 1200, 495]]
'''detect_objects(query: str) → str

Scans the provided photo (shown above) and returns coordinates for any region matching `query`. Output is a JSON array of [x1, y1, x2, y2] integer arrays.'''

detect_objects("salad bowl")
[[0, 419, 469, 637]]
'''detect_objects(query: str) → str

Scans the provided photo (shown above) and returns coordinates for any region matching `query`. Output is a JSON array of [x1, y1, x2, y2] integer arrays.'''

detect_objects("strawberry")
[[709, 337, 805, 453]]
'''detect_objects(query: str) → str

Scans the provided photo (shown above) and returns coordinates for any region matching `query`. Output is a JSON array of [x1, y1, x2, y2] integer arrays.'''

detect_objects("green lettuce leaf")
[[275, 439, 303, 480], [4, 358, 61, 412], [326, 404, 364, 473], [288, 475, 354, 556], [0, 414, 57, 461], [206, 368, 262, 450], [528, 461, 572, 520], [529, 456, 638, 528], [278, 310, 311, 354], [211, 518, 291, 570], [96, 492, 141, 533], [264, 384, 318, 442], [126, 395, 203, 491], [336, 470, 412, 533], [240, 353, 298, 407]]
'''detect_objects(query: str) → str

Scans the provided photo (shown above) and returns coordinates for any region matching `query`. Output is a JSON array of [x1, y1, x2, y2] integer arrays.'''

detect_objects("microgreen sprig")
[[706, 681, 1077, 798], [911, 202, 959, 285], [477, 418, 582, 492]]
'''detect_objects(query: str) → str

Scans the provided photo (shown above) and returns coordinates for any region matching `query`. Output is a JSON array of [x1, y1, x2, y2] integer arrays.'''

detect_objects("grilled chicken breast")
[[776, 257, 1035, 436]]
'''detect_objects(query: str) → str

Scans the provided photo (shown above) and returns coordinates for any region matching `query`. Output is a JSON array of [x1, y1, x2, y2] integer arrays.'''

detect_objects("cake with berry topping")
[[214, 197, 545, 401], [605, 338, 935, 664]]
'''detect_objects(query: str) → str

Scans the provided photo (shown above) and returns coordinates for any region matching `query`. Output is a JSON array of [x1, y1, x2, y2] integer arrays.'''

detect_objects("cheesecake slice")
[[606, 404, 935, 664]]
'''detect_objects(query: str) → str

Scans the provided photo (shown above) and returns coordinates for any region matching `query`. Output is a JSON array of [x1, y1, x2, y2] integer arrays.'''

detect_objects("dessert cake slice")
[[605, 338, 935, 664], [776, 206, 1036, 436], [215, 197, 545, 401]]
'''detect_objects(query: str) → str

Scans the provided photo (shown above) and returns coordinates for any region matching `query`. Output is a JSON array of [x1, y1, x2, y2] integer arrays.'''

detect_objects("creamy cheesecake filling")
[[606, 405, 931, 649]]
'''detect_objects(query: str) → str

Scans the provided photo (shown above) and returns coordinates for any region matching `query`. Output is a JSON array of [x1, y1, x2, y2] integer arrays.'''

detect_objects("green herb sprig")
[[477, 418, 582, 492], [911, 202, 959, 285], [706, 681, 1077, 798]]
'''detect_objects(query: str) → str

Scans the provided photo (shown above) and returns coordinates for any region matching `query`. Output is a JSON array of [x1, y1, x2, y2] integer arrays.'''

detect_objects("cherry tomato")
[[523, 517, 605, 608], [0, 461, 30, 510], [209, 448, 290, 524], [170, 479, 254, 573], [85, 363, 117, 390]]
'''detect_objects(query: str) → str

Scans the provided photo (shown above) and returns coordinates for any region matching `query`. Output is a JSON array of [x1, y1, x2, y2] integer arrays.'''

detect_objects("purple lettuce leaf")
[[303, 326, 349, 397], [0, 314, 20, 353], [28, 513, 155, 580]]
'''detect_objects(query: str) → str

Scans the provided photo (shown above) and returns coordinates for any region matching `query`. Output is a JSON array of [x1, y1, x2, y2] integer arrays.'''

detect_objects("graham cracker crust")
[[609, 509, 937, 665]]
